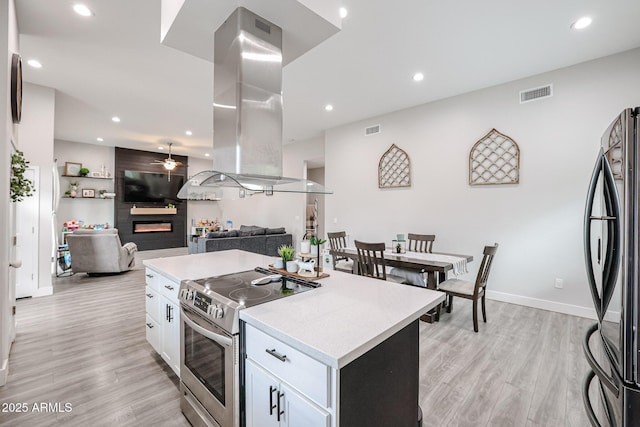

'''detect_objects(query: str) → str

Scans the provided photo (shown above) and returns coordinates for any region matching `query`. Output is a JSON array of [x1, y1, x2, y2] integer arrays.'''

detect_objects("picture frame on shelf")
[[64, 162, 82, 176], [82, 188, 95, 198]]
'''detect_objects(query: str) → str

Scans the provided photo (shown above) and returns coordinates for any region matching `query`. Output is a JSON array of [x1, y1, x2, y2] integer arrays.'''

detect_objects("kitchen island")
[[144, 250, 444, 427]]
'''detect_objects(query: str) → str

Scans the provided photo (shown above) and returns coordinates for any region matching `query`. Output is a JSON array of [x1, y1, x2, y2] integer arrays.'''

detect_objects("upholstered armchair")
[[66, 229, 137, 274]]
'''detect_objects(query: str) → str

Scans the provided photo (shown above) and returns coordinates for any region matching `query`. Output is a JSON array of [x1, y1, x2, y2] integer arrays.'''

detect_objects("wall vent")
[[365, 124, 381, 136], [519, 84, 553, 104]]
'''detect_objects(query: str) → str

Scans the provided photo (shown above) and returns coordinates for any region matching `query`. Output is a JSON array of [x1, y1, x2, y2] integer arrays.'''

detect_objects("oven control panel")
[[193, 292, 211, 313], [182, 290, 224, 319]]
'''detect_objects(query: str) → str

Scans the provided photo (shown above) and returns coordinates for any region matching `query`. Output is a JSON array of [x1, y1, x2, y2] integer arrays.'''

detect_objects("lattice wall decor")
[[469, 128, 520, 186], [379, 144, 411, 188]]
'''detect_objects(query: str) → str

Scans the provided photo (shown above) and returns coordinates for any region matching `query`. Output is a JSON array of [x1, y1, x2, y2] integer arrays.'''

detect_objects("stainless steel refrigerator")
[[583, 107, 640, 426]]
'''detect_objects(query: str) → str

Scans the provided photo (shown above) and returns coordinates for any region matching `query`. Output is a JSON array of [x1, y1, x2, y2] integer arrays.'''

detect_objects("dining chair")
[[407, 233, 435, 253], [327, 231, 354, 273], [354, 240, 405, 283], [437, 243, 498, 332]]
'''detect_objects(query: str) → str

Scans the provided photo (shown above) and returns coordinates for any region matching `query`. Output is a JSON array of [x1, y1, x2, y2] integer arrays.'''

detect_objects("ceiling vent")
[[365, 124, 381, 136], [520, 84, 553, 104]]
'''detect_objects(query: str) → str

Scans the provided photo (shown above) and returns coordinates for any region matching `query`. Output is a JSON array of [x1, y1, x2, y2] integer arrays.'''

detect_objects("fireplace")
[[133, 220, 173, 234]]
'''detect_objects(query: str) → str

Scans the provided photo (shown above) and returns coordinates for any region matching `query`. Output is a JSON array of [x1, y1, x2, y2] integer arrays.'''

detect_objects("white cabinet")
[[145, 267, 180, 377], [161, 297, 180, 374], [245, 359, 329, 427], [245, 324, 331, 427]]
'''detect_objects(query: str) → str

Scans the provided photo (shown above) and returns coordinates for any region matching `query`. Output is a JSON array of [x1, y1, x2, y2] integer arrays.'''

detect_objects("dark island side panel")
[[340, 320, 420, 427]]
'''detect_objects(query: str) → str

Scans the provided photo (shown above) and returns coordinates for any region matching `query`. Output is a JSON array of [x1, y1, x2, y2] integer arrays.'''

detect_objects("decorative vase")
[[273, 259, 284, 269], [286, 261, 298, 273], [311, 245, 319, 255], [70, 189, 77, 198], [300, 240, 311, 254]]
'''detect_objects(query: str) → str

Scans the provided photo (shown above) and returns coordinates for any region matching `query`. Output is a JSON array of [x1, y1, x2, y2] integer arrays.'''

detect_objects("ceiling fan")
[[151, 142, 183, 181]]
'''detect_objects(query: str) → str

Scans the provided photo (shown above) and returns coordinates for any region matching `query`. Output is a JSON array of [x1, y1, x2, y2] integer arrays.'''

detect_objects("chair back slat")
[[328, 231, 349, 263], [354, 240, 387, 280], [407, 233, 435, 253], [474, 243, 499, 296]]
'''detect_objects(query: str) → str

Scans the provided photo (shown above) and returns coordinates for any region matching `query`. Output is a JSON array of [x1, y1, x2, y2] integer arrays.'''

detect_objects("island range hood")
[[178, 7, 331, 199]]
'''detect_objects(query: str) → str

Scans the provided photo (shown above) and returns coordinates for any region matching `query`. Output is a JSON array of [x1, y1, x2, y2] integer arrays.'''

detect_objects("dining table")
[[328, 247, 474, 322]]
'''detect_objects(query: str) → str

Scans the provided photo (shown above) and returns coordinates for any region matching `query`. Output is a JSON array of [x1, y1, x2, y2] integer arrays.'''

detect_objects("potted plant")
[[10, 150, 35, 202], [68, 181, 79, 198], [277, 244, 296, 272], [310, 236, 326, 256], [79, 167, 90, 177], [310, 236, 327, 276]]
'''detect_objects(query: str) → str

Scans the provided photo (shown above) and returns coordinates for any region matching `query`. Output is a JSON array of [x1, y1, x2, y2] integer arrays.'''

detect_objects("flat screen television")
[[123, 170, 184, 203]]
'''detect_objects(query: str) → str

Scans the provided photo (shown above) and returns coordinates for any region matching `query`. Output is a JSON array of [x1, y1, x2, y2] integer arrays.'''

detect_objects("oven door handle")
[[181, 308, 233, 348]]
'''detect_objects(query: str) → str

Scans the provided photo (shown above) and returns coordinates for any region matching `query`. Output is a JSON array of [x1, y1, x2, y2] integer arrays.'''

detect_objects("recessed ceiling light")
[[27, 59, 42, 68], [205, 153, 210, 157], [185, 130, 193, 136], [73, 4, 92, 17], [571, 16, 592, 29], [111, 116, 120, 123], [339, 7, 348, 18], [413, 72, 424, 82], [325, 104, 334, 111], [96, 137, 104, 142]]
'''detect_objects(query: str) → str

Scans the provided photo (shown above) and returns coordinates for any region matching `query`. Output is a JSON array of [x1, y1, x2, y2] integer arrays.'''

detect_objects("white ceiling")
[[15, 0, 640, 161]]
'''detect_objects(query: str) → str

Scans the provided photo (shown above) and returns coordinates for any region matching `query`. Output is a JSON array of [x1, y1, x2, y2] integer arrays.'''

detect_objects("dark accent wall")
[[115, 147, 188, 250]]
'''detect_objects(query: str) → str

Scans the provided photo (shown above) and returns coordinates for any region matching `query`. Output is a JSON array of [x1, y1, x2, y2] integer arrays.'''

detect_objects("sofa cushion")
[[240, 225, 267, 235], [266, 227, 286, 235], [207, 230, 238, 238]]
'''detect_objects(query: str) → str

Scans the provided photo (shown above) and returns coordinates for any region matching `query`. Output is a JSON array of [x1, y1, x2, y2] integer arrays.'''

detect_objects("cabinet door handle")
[[145, 293, 153, 298], [164, 285, 175, 291], [277, 391, 284, 421], [166, 304, 170, 321], [269, 385, 277, 415], [168, 305, 173, 322], [146, 323, 153, 329], [266, 348, 287, 362], [146, 273, 154, 278]]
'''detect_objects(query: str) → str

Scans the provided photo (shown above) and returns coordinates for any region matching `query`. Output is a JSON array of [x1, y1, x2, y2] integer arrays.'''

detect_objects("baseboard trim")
[[485, 290, 620, 322]]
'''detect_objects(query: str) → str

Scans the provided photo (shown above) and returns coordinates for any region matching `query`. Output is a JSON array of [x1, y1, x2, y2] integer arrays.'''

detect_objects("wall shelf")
[[62, 174, 113, 180], [130, 207, 177, 215]]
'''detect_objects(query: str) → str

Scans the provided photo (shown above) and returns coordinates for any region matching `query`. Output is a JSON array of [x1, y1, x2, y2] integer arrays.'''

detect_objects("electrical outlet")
[[555, 278, 564, 289], [333, 217, 338, 224]]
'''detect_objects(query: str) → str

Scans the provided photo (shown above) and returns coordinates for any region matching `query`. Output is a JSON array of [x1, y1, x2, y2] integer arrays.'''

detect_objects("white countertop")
[[240, 269, 444, 369], [144, 250, 445, 370], [143, 249, 277, 282]]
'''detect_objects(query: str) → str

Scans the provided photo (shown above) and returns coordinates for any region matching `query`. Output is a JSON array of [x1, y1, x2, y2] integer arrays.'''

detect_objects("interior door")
[[15, 167, 39, 299]]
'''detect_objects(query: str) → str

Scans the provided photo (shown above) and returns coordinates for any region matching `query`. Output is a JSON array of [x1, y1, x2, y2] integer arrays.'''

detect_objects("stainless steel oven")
[[178, 268, 319, 427], [180, 305, 238, 427]]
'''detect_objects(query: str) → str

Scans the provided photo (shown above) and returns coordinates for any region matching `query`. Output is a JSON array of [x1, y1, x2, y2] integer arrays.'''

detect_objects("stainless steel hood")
[[178, 7, 331, 199]]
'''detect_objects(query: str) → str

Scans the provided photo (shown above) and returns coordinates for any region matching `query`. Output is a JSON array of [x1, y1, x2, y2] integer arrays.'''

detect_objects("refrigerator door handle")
[[582, 370, 604, 427], [583, 323, 619, 397], [597, 238, 601, 264]]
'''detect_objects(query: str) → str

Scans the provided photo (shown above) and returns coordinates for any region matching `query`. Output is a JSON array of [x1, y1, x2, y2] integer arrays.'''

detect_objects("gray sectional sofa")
[[189, 225, 292, 257]]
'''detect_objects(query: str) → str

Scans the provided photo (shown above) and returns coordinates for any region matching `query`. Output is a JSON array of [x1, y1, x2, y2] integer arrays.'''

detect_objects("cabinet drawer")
[[158, 275, 179, 303], [245, 324, 329, 408], [145, 313, 161, 354], [145, 286, 161, 323], [144, 268, 162, 292]]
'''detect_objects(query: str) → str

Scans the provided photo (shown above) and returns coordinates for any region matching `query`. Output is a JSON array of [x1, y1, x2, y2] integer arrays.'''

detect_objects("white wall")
[[1, 0, 19, 387], [325, 48, 640, 319], [186, 156, 224, 228], [202, 136, 324, 245], [20, 83, 54, 297], [54, 139, 114, 234]]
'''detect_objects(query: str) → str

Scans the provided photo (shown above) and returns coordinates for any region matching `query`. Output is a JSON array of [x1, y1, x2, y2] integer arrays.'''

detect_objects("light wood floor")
[[1, 248, 596, 426]]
